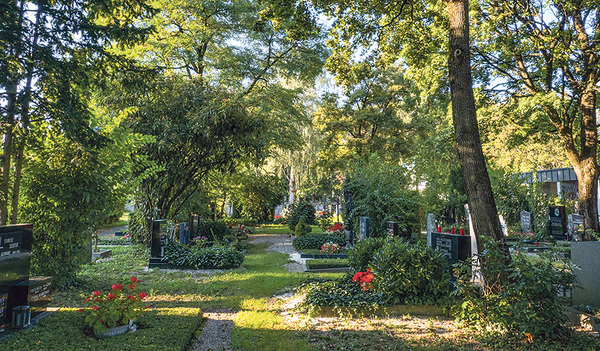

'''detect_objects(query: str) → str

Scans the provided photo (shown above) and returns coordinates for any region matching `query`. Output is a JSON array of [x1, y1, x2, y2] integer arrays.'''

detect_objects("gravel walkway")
[[190, 234, 303, 351]]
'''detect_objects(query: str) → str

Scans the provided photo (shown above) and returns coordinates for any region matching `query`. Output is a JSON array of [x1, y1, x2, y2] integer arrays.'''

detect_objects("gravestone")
[[548, 206, 567, 240], [189, 216, 200, 238], [431, 232, 471, 280], [179, 222, 189, 245], [465, 204, 483, 286], [386, 221, 399, 237], [149, 220, 168, 268], [520, 211, 532, 233], [426, 213, 436, 248], [0, 224, 33, 332], [10, 276, 52, 318], [567, 214, 584, 241], [571, 242, 600, 306], [359, 217, 370, 241], [499, 215, 508, 236]]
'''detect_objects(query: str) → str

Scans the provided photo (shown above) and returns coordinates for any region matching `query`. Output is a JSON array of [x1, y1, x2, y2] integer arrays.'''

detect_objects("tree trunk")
[[446, 0, 510, 261]]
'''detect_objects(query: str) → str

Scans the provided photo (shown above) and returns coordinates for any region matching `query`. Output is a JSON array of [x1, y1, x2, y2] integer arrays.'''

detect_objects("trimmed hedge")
[[292, 233, 345, 251], [306, 259, 349, 270], [163, 241, 244, 269]]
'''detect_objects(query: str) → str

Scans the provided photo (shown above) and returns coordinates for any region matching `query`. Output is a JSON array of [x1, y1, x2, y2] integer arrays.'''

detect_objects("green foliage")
[[347, 237, 387, 272], [221, 218, 259, 227], [454, 239, 577, 341], [20, 133, 116, 287], [371, 238, 452, 306], [82, 277, 147, 334], [292, 233, 345, 251], [287, 200, 316, 231], [196, 220, 233, 242], [162, 241, 244, 269], [306, 259, 349, 270], [233, 172, 287, 221], [294, 217, 313, 237], [345, 156, 420, 238], [301, 276, 386, 308]]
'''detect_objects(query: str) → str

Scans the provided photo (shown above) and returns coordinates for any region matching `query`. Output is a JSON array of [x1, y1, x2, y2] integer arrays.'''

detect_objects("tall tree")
[[471, 0, 600, 232], [0, 0, 155, 223], [313, 0, 507, 256]]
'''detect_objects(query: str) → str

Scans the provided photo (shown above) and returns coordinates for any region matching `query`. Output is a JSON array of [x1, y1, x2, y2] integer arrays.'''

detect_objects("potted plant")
[[79, 276, 148, 338]]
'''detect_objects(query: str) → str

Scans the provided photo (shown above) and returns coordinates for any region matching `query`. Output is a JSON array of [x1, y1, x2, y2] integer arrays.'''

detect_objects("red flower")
[[92, 305, 98, 311], [145, 306, 150, 309], [107, 293, 116, 299], [86, 297, 91, 301], [93, 291, 101, 297], [96, 298, 103, 302], [139, 291, 147, 299], [131, 277, 137, 283], [129, 284, 135, 290], [77, 308, 83, 312], [100, 318, 103, 323]]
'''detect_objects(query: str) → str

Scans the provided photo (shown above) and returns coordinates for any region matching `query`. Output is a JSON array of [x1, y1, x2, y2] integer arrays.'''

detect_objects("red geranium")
[[352, 269, 374, 291]]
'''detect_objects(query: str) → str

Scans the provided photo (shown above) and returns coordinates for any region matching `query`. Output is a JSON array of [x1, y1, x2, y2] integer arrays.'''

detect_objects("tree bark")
[[446, 0, 509, 258]]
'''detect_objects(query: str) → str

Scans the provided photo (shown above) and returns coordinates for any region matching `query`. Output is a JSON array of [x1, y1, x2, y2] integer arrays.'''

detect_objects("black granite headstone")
[[189, 216, 199, 238], [431, 232, 471, 280], [387, 221, 399, 237], [10, 276, 52, 317], [179, 222, 189, 245], [548, 206, 567, 240], [150, 220, 168, 257], [0, 224, 33, 331]]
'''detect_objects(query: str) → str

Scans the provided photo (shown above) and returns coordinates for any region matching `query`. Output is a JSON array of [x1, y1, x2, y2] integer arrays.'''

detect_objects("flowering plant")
[[192, 235, 210, 247], [232, 224, 248, 236], [327, 223, 344, 232], [80, 277, 148, 334], [320, 242, 344, 254], [352, 269, 374, 291]]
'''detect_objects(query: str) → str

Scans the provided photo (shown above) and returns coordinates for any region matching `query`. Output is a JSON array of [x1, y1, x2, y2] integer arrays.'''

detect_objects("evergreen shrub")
[[287, 201, 316, 231], [294, 217, 312, 237], [292, 233, 345, 251]]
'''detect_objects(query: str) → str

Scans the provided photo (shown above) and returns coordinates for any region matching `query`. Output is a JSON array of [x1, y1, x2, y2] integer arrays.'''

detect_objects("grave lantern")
[[11, 305, 30, 329]]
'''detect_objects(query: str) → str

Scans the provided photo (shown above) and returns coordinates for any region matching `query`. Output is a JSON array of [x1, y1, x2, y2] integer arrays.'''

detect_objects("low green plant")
[[162, 241, 244, 269], [371, 238, 452, 306], [300, 276, 385, 309], [306, 259, 349, 270], [347, 237, 387, 271], [294, 217, 312, 237], [454, 238, 577, 341], [222, 218, 259, 227], [292, 233, 345, 251], [81, 276, 148, 335]]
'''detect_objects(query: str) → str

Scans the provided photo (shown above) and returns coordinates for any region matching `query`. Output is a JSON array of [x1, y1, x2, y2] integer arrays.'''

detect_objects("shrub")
[[371, 238, 451, 305], [292, 233, 345, 251], [454, 239, 576, 341], [287, 201, 316, 232], [301, 276, 386, 309], [162, 241, 244, 269], [294, 217, 312, 237], [348, 237, 387, 271], [196, 220, 232, 241]]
